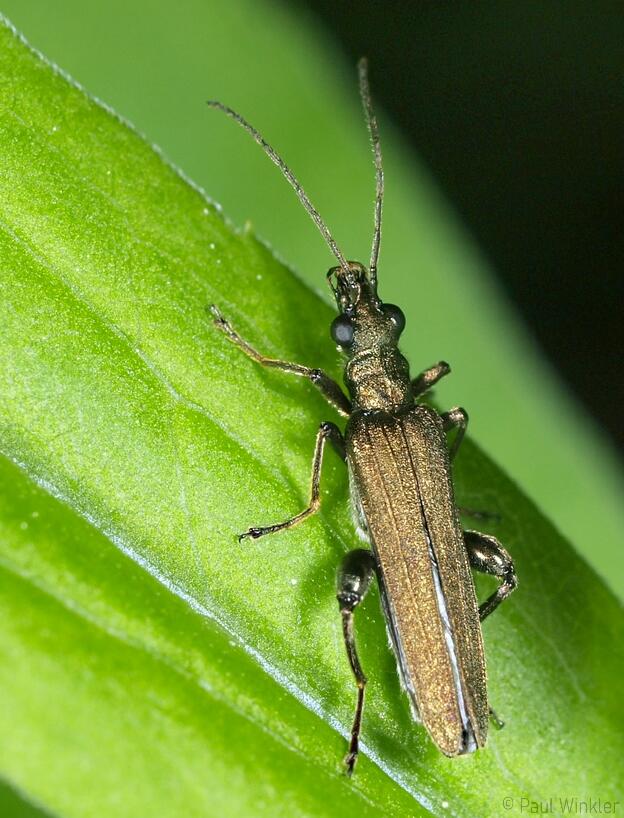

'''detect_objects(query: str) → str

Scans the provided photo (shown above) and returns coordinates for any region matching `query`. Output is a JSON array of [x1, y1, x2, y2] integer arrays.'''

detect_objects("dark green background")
[[303, 0, 624, 455]]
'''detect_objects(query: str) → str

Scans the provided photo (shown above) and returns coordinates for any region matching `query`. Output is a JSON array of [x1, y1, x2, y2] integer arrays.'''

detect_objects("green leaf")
[[0, 16, 621, 818]]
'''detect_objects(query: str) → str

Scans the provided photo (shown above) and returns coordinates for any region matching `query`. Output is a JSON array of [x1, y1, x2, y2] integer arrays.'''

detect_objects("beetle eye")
[[330, 314, 355, 347], [383, 303, 406, 334]]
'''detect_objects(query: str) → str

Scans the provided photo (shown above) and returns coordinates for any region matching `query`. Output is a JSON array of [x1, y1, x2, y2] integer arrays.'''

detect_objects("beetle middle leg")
[[464, 530, 518, 620], [441, 406, 468, 461], [336, 548, 377, 775], [239, 421, 345, 541]]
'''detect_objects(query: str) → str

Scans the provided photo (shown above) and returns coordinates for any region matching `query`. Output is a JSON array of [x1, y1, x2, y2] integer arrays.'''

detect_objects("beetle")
[[208, 59, 517, 774]]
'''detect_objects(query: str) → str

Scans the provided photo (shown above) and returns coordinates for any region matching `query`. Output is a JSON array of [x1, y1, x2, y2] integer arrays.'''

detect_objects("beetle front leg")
[[239, 421, 345, 541], [210, 305, 351, 415], [411, 361, 450, 397], [464, 530, 518, 620], [441, 406, 468, 461], [336, 548, 377, 776]]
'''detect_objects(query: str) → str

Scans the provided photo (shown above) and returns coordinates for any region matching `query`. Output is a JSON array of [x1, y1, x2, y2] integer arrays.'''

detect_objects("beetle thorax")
[[345, 345, 412, 411], [344, 301, 413, 412]]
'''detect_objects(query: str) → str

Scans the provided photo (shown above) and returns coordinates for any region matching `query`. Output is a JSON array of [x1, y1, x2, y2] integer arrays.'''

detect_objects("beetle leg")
[[411, 360, 450, 397], [441, 406, 468, 460], [464, 530, 518, 620], [336, 548, 377, 776], [489, 707, 505, 729], [239, 421, 345, 541], [210, 305, 351, 416]]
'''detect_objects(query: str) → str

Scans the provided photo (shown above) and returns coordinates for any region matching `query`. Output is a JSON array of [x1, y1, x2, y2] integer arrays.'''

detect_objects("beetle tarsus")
[[344, 748, 358, 777], [238, 527, 265, 541], [489, 707, 505, 730], [343, 681, 366, 776]]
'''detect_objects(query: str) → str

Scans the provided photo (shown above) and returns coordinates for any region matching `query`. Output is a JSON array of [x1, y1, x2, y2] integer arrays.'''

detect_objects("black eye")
[[383, 303, 406, 334], [330, 314, 355, 347]]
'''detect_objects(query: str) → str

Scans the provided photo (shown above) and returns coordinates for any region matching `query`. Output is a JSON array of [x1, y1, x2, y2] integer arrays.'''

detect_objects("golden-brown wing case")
[[346, 405, 488, 756]]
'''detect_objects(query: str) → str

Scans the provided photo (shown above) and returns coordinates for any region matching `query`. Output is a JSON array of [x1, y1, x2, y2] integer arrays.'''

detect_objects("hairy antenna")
[[207, 100, 351, 278], [358, 58, 384, 292]]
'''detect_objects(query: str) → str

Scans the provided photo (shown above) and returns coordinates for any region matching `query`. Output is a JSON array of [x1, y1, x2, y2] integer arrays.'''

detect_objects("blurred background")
[[302, 0, 624, 456], [2, 0, 622, 596]]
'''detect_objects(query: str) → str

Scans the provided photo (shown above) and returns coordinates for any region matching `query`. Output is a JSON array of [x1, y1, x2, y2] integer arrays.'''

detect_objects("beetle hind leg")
[[489, 706, 505, 730], [464, 530, 518, 621], [336, 548, 377, 775]]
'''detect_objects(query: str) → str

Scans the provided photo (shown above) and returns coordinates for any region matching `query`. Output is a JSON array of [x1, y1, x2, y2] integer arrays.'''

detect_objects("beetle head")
[[327, 261, 405, 357]]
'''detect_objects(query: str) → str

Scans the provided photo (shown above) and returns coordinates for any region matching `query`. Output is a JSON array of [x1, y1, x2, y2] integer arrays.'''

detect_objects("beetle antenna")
[[357, 58, 383, 293], [207, 100, 351, 278]]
